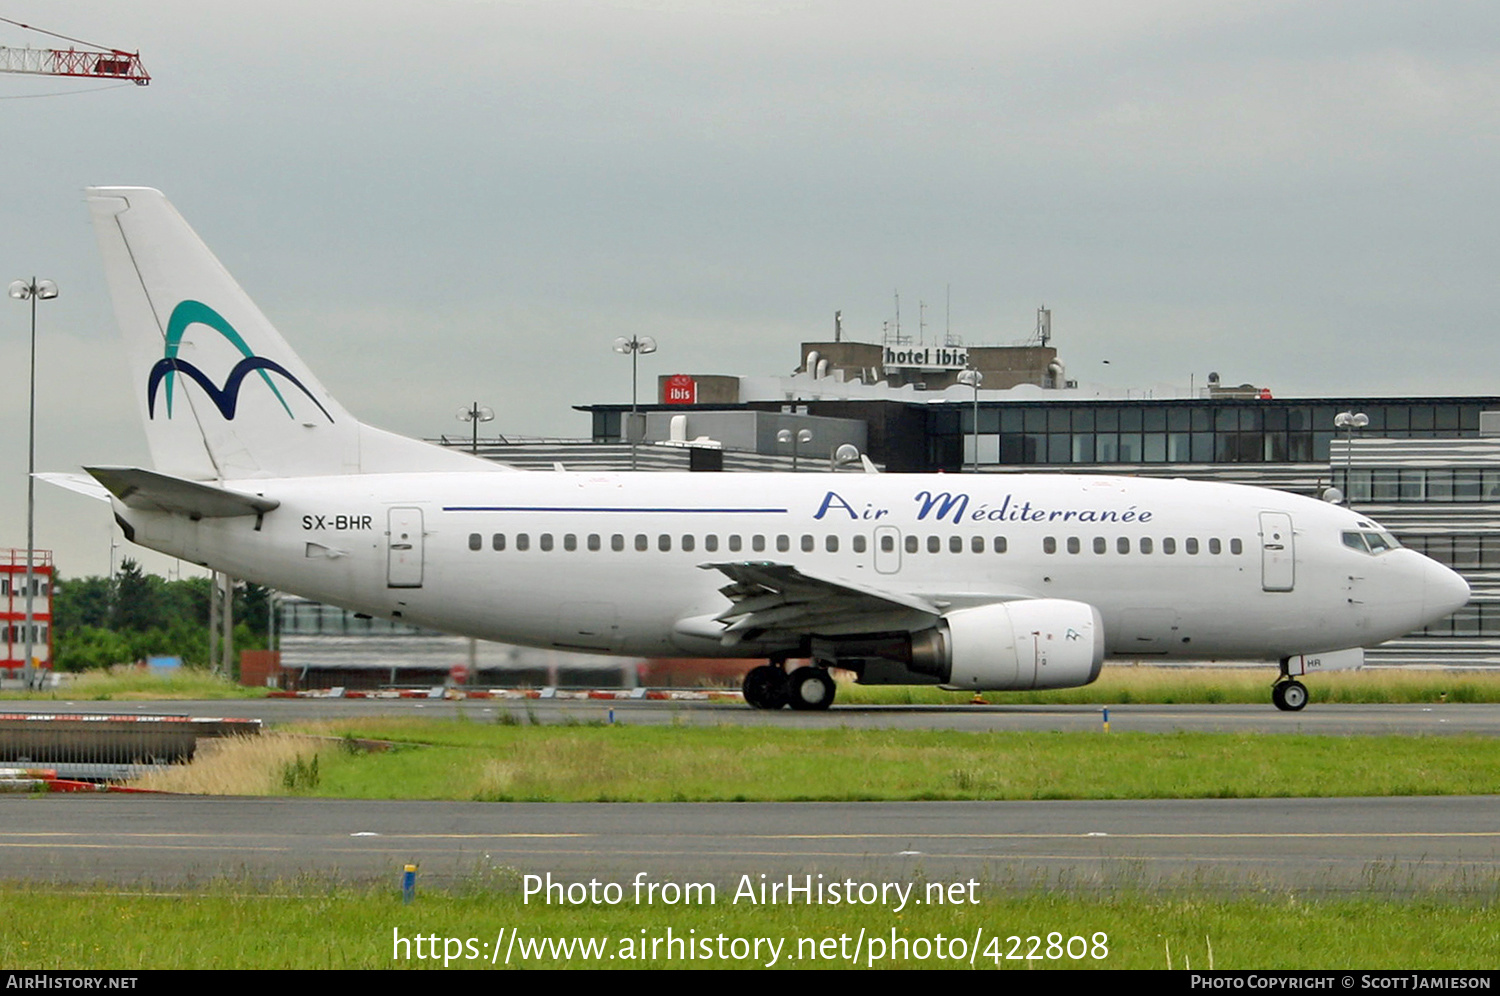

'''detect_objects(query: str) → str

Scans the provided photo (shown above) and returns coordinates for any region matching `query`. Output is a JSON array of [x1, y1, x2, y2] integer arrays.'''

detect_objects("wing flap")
[[698, 561, 943, 646]]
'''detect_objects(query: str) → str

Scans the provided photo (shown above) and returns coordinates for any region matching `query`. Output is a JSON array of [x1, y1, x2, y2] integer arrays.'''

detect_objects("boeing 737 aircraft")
[[48, 187, 1470, 711]]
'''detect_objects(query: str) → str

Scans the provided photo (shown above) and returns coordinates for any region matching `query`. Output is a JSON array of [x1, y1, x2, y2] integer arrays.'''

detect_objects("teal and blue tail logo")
[[146, 300, 332, 422]]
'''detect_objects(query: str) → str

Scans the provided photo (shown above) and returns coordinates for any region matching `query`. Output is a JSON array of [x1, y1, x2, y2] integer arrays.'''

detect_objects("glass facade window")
[[1336, 468, 1500, 503], [927, 400, 1500, 470]]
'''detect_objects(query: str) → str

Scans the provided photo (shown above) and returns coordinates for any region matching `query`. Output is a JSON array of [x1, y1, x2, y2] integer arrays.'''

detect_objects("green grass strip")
[[2, 883, 1496, 969], [243, 723, 1500, 802]]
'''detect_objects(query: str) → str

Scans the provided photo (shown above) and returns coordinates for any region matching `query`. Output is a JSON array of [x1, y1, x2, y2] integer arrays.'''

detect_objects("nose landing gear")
[[1271, 657, 1309, 711], [1271, 678, 1308, 711]]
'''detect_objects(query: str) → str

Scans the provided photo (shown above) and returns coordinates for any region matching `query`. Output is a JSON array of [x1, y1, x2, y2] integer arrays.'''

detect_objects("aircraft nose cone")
[[1424, 559, 1470, 621]]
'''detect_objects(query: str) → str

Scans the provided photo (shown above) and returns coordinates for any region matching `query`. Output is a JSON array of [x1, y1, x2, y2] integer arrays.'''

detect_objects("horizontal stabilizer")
[[85, 466, 280, 519], [35, 473, 112, 503]]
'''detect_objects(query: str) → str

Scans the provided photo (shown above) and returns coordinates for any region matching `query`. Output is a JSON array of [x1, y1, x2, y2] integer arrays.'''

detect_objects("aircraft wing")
[[700, 561, 943, 646]]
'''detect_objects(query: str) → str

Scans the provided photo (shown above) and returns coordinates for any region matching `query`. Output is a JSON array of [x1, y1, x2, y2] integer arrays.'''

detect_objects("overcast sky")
[[1, 0, 1497, 576]]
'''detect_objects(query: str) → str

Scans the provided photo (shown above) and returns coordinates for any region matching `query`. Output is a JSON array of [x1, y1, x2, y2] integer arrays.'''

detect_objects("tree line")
[[51, 559, 270, 671]]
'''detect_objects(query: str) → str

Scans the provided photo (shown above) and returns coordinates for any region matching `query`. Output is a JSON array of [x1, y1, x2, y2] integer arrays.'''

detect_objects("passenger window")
[[516, 533, 530, 551], [1140, 537, 1153, 554], [1117, 537, 1130, 554], [563, 534, 577, 552], [730, 535, 743, 552], [927, 535, 941, 554], [493, 533, 506, 551], [1163, 538, 1176, 554], [587, 534, 601, 551], [658, 534, 672, 552], [704, 535, 719, 553], [1043, 536, 1057, 554], [776, 535, 790, 553], [905, 535, 919, 554], [1186, 538, 1199, 555], [1208, 538, 1221, 555], [949, 535, 963, 554], [752, 535, 766, 553], [854, 535, 868, 553], [971, 535, 984, 553], [1093, 537, 1106, 554], [540, 533, 554, 552], [635, 534, 648, 552], [468, 533, 481, 551], [612, 534, 625, 552], [825, 535, 838, 553], [1230, 538, 1243, 555], [801, 535, 814, 552], [1067, 537, 1081, 554], [682, 535, 696, 552], [879, 535, 893, 553], [993, 536, 1007, 553]]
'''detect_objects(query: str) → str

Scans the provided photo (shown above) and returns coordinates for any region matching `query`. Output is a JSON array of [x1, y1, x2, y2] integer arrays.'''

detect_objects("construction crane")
[[0, 16, 149, 86]]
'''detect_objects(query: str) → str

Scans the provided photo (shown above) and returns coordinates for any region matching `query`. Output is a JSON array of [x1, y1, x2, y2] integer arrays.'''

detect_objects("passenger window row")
[[466, 532, 1014, 554], [1042, 536, 1244, 556]]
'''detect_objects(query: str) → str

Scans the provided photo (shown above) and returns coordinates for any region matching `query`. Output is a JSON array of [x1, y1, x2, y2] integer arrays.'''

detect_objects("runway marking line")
[[3, 831, 1499, 841]]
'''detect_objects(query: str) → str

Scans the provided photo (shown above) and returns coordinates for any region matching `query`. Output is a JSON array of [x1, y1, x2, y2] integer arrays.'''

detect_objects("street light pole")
[[777, 427, 813, 472], [8, 278, 57, 689], [612, 335, 657, 470], [1334, 411, 1368, 504], [957, 367, 983, 473], [456, 402, 494, 454]]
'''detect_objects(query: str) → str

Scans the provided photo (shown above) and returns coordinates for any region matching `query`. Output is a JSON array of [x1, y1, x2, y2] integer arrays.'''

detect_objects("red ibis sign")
[[664, 374, 696, 405]]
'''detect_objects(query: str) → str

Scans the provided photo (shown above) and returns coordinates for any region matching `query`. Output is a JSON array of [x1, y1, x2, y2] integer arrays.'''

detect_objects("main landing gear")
[[1271, 658, 1308, 712], [741, 660, 837, 711]]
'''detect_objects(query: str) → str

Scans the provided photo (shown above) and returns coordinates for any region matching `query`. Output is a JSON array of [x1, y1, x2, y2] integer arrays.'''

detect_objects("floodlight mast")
[[613, 335, 657, 470], [8, 278, 57, 689]]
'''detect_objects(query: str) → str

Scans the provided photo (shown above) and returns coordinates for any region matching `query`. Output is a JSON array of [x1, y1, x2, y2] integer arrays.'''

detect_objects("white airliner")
[[49, 187, 1470, 712]]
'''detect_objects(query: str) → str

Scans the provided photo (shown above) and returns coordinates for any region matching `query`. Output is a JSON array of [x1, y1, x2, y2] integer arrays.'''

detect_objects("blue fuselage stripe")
[[443, 506, 788, 514]]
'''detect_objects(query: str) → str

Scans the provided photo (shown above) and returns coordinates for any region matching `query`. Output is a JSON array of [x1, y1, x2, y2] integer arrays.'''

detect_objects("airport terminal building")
[[512, 330, 1500, 667]]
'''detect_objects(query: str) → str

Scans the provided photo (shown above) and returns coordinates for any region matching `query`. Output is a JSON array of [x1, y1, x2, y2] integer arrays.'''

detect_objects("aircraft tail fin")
[[86, 187, 499, 480]]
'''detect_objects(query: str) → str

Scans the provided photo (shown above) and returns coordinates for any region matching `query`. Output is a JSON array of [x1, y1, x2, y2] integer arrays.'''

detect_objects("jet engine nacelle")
[[913, 599, 1105, 691]]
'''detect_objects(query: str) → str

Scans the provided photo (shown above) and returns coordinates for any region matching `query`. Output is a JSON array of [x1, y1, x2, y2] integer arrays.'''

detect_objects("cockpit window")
[[1344, 530, 1401, 555]]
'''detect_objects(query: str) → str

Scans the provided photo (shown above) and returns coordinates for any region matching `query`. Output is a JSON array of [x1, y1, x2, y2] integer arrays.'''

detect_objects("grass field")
[[836, 665, 1500, 705], [18, 665, 1500, 971], [130, 720, 1500, 802], [0, 667, 269, 701], [3, 882, 1496, 969]]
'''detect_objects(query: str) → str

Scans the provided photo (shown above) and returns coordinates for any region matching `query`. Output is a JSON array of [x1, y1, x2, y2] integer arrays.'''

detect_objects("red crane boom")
[[0, 17, 149, 86]]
